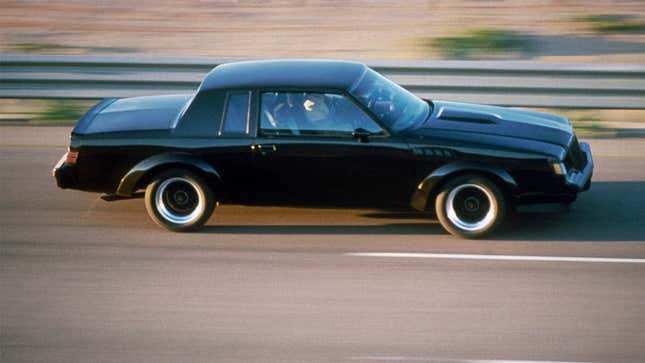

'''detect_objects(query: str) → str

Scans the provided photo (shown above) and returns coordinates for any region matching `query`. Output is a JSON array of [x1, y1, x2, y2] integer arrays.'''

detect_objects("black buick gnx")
[[54, 60, 593, 238]]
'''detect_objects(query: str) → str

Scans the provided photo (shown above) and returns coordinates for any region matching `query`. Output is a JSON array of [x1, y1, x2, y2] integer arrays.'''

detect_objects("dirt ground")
[[2, 0, 644, 62]]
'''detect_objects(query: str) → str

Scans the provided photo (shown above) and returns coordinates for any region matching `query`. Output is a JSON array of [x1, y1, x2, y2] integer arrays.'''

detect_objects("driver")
[[303, 93, 330, 126], [301, 93, 352, 132]]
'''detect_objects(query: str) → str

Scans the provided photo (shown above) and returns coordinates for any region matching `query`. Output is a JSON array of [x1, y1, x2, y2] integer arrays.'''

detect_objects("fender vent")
[[412, 147, 455, 158]]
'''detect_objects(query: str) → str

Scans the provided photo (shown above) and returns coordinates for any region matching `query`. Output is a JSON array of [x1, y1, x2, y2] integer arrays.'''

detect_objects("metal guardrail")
[[2, 54, 645, 109]]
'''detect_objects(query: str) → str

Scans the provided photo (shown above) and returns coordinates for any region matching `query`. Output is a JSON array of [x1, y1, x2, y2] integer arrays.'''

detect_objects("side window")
[[220, 92, 250, 135], [259, 91, 384, 136], [324, 93, 384, 134]]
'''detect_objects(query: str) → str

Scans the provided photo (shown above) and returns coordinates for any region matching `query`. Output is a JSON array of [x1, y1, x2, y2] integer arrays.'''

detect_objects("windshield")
[[349, 69, 430, 132]]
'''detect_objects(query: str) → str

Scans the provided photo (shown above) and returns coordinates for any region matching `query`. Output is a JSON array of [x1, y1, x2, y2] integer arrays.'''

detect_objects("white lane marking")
[[350, 357, 595, 363], [345, 252, 645, 264]]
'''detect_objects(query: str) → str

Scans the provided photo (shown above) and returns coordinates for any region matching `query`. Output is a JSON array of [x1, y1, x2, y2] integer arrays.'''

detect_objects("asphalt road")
[[1, 127, 645, 363]]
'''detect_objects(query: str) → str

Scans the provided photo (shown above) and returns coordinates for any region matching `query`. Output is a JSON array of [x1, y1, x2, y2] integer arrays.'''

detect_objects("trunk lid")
[[72, 94, 192, 135]]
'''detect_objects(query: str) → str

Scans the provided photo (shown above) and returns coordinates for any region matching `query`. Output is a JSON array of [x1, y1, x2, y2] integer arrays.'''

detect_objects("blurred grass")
[[534, 108, 645, 138], [8, 42, 138, 54], [9, 42, 73, 53], [425, 29, 532, 59], [576, 14, 645, 34], [0, 99, 95, 126], [568, 118, 613, 138], [36, 100, 88, 125]]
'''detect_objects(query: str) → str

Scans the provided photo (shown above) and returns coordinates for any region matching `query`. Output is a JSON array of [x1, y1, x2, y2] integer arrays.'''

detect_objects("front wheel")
[[435, 174, 506, 238], [144, 169, 215, 232]]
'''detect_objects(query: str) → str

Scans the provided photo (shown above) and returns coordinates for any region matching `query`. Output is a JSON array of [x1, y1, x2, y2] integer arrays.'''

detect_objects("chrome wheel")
[[155, 177, 205, 225], [445, 183, 496, 232]]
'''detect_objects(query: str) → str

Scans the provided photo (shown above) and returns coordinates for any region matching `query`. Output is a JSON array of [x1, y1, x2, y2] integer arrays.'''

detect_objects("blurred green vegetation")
[[0, 99, 94, 126], [576, 14, 645, 34], [36, 100, 89, 124], [570, 120, 613, 138], [427, 29, 531, 59], [9, 42, 138, 54], [549, 109, 615, 138], [9, 42, 72, 53]]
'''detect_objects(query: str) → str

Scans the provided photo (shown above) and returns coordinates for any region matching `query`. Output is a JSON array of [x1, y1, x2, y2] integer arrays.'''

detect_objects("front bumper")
[[565, 141, 593, 191], [52, 153, 78, 189]]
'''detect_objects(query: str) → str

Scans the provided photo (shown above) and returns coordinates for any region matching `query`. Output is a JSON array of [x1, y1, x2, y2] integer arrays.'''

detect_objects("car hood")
[[416, 100, 574, 148], [73, 94, 193, 134]]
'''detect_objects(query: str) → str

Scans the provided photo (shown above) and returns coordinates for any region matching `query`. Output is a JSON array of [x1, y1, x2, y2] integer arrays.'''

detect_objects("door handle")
[[254, 144, 277, 155]]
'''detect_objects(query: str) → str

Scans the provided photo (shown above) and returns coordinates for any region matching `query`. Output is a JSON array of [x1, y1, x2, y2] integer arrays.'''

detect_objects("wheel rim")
[[446, 183, 496, 232], [155, 177, 205, 224]]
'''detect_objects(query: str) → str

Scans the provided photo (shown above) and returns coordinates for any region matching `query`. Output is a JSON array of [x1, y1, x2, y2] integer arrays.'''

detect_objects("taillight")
[[65, 150, 79, 164]]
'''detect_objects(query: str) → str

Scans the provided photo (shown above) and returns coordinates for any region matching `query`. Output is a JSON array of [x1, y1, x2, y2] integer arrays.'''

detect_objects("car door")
[[251, 90, 417, 207]]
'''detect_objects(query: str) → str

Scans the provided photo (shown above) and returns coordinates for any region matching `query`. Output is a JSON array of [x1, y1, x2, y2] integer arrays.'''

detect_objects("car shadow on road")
[[499, 181, 645, 242], [202, 182, 644, 241], [203, 222, 446, 235]]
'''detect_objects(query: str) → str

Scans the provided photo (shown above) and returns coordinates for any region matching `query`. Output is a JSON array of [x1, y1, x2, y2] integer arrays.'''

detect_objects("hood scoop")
[[437, 107, 500, 124]]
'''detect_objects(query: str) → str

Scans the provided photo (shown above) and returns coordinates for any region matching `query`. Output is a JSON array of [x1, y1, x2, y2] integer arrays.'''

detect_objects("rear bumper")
[[565, 141, 593, 192], [52, 154, 78, 189]]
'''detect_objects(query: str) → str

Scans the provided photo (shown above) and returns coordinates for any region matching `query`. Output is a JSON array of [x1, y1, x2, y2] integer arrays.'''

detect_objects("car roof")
[[199, 59, 368, 92]]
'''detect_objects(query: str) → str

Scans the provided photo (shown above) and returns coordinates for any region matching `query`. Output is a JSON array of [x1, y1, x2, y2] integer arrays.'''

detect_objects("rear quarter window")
[[220, 92, 251, 135]]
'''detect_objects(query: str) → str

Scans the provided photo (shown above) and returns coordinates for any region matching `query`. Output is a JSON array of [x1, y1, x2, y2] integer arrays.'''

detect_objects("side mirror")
[[352, 128, 371, 143]]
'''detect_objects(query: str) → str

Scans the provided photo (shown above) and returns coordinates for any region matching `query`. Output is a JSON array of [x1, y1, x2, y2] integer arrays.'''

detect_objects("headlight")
[[552, 162, 567, 176]]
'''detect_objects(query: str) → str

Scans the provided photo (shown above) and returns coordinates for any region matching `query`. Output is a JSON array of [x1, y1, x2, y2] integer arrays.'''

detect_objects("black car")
[[53, 59, 593, 238]]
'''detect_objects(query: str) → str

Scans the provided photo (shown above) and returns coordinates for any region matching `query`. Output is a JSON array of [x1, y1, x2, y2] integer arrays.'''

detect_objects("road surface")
[[1, 127, 645, 363]]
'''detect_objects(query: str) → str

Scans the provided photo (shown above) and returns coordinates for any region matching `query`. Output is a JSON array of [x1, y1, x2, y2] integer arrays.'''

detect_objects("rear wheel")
[[435, 174, 506, 238], [144, 169, 215, 232]]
